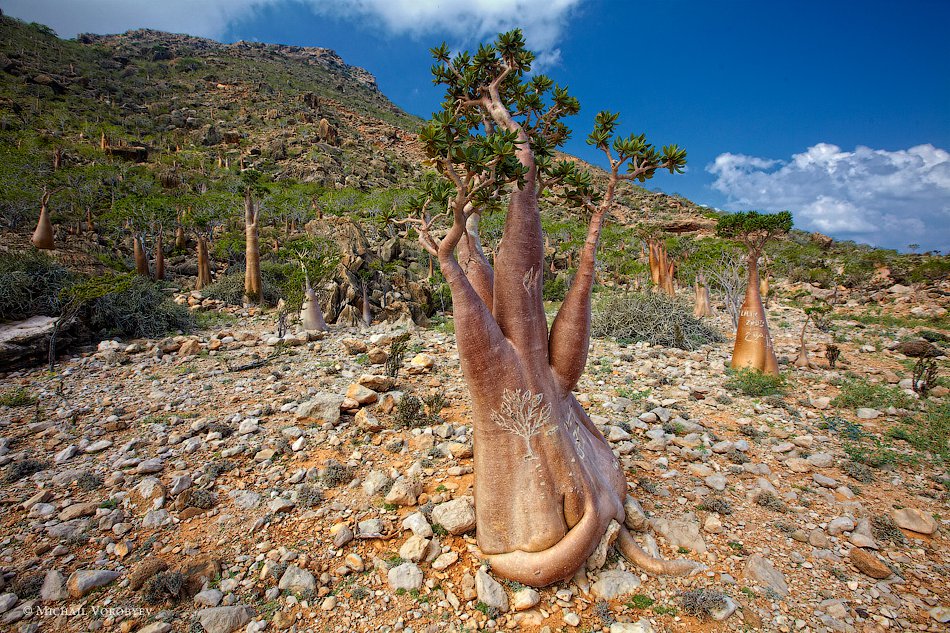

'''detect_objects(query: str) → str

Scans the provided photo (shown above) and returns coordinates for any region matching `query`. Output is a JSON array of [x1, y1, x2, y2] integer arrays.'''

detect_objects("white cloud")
[[2, 0, 582, 67], [707, 143, 950, 251]]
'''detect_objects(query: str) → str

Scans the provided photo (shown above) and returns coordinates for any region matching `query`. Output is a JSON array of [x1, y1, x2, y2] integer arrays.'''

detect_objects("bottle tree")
[[241, 171, 267, 306], [716, 210, 793, 375], [407, 31, 699, 586]]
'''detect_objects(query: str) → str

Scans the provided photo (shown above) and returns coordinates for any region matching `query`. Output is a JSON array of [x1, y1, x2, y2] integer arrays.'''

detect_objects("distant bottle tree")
[[716, 210, 793, 375]]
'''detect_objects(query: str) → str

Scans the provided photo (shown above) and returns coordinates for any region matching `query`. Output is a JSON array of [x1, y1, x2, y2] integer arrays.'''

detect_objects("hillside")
[[0, 14, 949, 633]]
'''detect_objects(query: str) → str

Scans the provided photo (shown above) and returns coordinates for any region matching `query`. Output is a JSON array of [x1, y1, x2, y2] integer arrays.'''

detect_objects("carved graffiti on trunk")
[[491, 389, 552, 460]]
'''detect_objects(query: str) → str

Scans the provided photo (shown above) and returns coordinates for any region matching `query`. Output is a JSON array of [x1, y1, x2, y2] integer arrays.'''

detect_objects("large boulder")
[[0, 315, 76, 371]]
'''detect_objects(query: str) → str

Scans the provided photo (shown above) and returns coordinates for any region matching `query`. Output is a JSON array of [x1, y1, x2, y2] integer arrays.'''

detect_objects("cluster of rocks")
[[0, 298, 946, 632]]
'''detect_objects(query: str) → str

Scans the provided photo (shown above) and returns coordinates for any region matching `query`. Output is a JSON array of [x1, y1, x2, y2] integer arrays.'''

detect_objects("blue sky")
[[4, 0, 949, 251]]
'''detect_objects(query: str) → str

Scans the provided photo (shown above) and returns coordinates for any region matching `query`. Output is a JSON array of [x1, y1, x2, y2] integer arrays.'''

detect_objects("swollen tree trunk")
[[731, 253, 779, 375], [243, 190, 262, 305], [693, 273, 712, 318], [31, 191, 55, 250], [175, 225, 186, 250], [361, 282, 372, 326], [435, 169, 702, 587], [154, 232, 165, 281], [134, 235, 150, 276], [794, 315, 812, 368], [300, 284, 328, 332], [196, 236, 211, 290], [760, 274, 770, 308]]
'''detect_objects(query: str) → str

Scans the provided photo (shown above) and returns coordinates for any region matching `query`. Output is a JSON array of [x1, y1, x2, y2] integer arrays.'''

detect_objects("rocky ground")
[[0, 289, 947, 633]]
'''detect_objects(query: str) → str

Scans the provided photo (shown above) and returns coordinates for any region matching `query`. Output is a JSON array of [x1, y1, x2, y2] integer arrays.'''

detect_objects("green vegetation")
[[591, 291, 723, 350], [626, 594, 655, 610], [0, 387, 37, 407], [67, 274, 193, 338], [0, 252, 72, 321], [724, 368, 787, 397], [831, 376, 912, 410]]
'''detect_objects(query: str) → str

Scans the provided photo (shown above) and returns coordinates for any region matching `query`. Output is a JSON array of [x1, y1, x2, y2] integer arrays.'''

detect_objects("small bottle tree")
[[716, 210, 792, 375]]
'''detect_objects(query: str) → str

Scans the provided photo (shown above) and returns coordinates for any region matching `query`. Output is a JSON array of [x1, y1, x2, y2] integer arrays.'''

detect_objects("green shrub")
[[0, 251, 72, 321], [543, 275, 567, 301], [0, 387, 37, 407], [67, 274, 193, 339], [831, 376, 912, 410], [591, 291, 723, 350], [724, 368, 787, 397]]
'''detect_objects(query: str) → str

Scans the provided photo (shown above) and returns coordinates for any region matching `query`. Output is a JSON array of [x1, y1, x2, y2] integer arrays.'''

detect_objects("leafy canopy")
[[716, 210, 793, 252]]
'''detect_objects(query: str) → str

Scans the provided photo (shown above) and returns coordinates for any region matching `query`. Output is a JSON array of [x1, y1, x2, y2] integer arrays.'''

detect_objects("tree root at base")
[[616, 525, 707, 576]]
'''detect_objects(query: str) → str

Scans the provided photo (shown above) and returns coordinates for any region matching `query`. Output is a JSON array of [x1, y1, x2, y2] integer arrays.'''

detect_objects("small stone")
[[591, 570, 642, 600], [401, 512, 433, 538], [66, 569, 120, 597], [856, 408, 881, 419], [828, 516, 856, 536], [345, 383, 378, 405], [512, 587, 540, 611], [850, 548, 892, 579], [40, 569, 67, 601], [278, 565, 316, 596], [387, 563, 423, 591], [563, 612, 581, 627], [610, 621, 653, 633], [398, 535, 430, 563], [891, 508, 937, 534], [475, 568, 509, 613], [431, 497, 476, 535], [354, 408, 383, 432], [743, 555, 789, 598], [196, 605, 254, 633], [385, 476, 422, 506], [194, 589, 224, 607], [431, 551, 458, 570]]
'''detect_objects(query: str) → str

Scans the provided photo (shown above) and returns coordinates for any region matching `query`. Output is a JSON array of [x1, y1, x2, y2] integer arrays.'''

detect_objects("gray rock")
[[591, 569, 642, 600], [856, 408, 881, 419], [623, 496, 648, 531], [196, 605, 255, 633], [362, 470, 390, 496], [278, 565, 316, 596], [387, 563, 423, 591], [710, 596, 739, 621], [84, 439, 112, 453], [229, 490, 260, 509], [650, 513, 707, 553], [194, 589, 224, 607], [431, 497, 476, 535], [743, 555, 789, 597], [137, 623, 173, 633], [66, 569, 120, 597], [54, 445, 77, 463], [384, 476, 422, 506], [135, 458, 164, 474], [807, 452, 834, 468], [610, 621, 653, 633], [587, 520, 621, 570], [295, 393, 343, 424], [705, 473, 727, 491], [40, 570, 67, 601], [0, 594, 17, 615], [475, 568, 509, 613], [142, 509, 172, 528], [512, 587, 540, 611], [401, 512, 433, 538], [237, 419, 259, 435], [827, 517, 855, 536], [358, 519, 385, 538]]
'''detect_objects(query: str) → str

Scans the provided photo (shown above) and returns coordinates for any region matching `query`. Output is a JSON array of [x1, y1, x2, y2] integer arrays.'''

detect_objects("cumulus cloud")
[[2, 0, 582, 67], [708, 143, 950, 251]]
